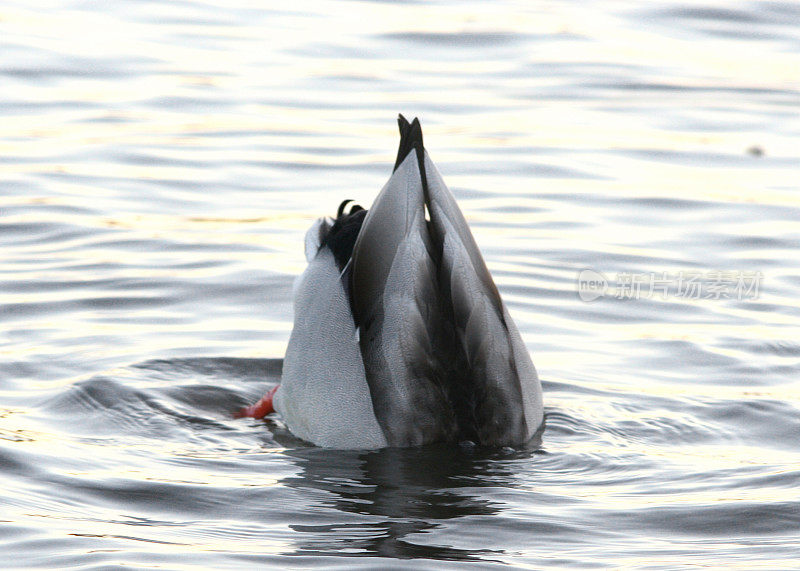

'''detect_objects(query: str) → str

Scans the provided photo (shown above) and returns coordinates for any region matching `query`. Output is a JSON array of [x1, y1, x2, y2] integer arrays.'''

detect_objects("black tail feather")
[[393, 114, 424, 171], [394, 114, 430, 206]]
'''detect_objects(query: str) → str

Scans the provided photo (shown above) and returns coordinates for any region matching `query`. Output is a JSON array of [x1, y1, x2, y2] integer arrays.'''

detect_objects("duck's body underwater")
[[238, 116, 543, 449]]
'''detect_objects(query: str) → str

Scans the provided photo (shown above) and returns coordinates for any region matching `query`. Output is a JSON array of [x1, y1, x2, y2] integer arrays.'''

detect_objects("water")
[[2, 0, 799, 568]]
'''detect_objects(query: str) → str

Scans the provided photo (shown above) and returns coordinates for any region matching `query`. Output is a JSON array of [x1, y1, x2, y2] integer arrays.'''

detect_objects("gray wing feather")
[[349, 146, 543, 447], [424, 152, 543, 443], [351, 153, 456, 446], [277, 245, 388, 449]]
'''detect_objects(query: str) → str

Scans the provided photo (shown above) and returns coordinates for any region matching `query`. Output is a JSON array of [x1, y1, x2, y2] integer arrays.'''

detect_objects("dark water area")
[[2, 0, 800, 568]]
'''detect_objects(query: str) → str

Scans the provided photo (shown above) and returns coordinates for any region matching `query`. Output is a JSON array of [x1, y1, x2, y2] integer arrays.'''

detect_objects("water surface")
[[2, 0, 800, 568]]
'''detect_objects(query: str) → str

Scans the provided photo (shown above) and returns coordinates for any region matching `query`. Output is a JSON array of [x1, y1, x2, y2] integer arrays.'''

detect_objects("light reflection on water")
[[2, 0, 800, 568]]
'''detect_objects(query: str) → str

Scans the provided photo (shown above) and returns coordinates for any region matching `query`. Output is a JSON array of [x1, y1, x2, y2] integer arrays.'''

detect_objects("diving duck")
[[238, 115, 543, 449]]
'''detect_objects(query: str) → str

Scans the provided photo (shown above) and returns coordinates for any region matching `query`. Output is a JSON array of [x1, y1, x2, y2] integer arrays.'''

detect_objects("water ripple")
[[2, 0, 799, 567]]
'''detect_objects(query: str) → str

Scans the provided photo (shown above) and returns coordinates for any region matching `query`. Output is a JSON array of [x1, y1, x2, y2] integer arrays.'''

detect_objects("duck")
[[237, 115, 543, 449]]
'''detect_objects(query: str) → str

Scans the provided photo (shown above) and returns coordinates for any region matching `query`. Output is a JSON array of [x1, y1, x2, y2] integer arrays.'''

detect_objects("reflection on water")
[[2, 0, 800, 568], [280, 446, 520, 561]]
